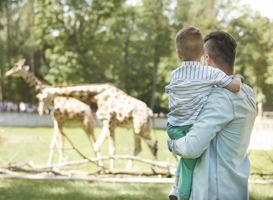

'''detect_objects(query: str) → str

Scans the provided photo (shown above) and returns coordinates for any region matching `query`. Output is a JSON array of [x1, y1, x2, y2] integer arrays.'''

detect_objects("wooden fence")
[[249, 118, 273, 150]]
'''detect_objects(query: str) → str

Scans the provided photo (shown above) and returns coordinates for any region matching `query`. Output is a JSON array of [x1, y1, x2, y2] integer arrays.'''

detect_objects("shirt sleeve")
[[173, 88, 234, 159], [170, 70, 175, 82], [211, 68, 233, 88], [165, 71, 175, 94]]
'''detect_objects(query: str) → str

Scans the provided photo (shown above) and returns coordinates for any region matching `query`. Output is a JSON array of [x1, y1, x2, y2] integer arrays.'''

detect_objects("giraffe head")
[[36, 89, 55, 116], [5, 59, 30, 77]]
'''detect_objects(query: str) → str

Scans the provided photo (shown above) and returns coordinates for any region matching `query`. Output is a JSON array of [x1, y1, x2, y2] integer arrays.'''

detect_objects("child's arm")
[[224, 74, 244, 93]]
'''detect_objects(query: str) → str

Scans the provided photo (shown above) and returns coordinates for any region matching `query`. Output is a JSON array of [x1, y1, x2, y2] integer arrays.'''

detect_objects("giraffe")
[[38, 83, 157, 169], [5, 59, 102, 166]]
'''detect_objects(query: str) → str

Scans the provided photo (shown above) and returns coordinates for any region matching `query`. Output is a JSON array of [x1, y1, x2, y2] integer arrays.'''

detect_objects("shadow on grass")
[[249, 183, 273, 200], [1, 179, 273, 200], [0, 178, 172, 200]]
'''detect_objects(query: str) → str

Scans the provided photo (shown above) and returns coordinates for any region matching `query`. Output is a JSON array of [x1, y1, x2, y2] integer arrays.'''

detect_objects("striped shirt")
[[165, 61, 232, 126]]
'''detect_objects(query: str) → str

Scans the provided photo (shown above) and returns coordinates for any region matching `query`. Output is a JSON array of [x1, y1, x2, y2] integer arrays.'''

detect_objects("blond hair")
[[175, 26, 204, 61]]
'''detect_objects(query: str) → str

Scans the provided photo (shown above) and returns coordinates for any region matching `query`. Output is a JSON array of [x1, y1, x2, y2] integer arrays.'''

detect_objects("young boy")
[[165, 26, 244, 200]]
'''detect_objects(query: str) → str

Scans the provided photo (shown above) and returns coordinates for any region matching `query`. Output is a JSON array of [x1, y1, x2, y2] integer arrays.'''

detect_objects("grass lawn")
[[0, 179, 272, 200], [0, 126, 175, 172], [0, 126, 272, 200]]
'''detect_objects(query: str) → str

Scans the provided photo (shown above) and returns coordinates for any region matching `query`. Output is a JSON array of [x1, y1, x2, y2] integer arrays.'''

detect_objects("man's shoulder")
[[241, 83, 255, 96], [210, 83, 255, 101], [208, 87, 232, 103]]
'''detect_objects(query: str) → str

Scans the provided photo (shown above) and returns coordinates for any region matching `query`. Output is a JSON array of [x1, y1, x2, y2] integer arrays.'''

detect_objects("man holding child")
[[166, 27, 256, 200]]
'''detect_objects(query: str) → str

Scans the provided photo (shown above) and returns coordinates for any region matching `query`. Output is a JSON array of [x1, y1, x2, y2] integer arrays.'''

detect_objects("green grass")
[[248, 149, 273, 180], [0, 126, 272, 200], [0, 179, 171, 200], [0, 179, 272, 200], [0, 126, 174, 172], [249, 184, 273, 200]]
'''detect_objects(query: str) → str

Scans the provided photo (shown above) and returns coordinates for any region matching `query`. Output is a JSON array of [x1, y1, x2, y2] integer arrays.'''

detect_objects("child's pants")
[[167, 123, 197, 200]]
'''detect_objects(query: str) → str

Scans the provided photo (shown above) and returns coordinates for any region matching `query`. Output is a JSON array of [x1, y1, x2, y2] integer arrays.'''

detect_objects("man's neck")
[[209, 62, 234, 75], [223, 71, 234, 76]]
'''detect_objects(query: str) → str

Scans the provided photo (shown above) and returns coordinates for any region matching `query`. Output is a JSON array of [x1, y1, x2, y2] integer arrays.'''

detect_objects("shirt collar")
[[181, 61, 201, 67]]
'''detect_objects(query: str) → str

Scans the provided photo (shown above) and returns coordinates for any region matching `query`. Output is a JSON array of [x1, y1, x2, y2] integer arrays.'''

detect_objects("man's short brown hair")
[[175, 26, 204, 61], [204, 31, 237, 72]]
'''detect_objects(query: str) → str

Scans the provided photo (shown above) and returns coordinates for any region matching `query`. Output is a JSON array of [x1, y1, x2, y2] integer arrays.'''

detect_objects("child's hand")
[[234, 74, 244, 83]]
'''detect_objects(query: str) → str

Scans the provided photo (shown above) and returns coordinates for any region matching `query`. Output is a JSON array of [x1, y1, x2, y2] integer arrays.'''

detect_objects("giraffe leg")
[[56, 124, 64, 164], [140, 127, 157, 160], [82, 114, 104, 167], [47, 125, 58, 166], [108, 121, 115, 170], [47, 114, 60, 165], [94, 120, 110, 165], [126, 133, 141, 169], [134, 133, 142, 156]]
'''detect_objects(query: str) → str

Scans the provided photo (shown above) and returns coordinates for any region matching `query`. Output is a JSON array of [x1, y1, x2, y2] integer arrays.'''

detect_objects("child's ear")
[[176, 50, 182, 59]]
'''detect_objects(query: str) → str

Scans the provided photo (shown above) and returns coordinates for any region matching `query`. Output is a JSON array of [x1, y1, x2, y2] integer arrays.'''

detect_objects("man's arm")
[[169, 89, 234, 159]]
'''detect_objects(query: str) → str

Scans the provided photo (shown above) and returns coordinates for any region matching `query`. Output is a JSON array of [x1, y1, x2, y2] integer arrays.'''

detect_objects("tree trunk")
[[149, 58, 159, 111], [30, 1, 35, 104], [6, 0, 12, 101], [39, 46, 46, 77], [40, 46, 44, 64], [124, 35, 130, 94], [0, 70, 2, 102], [149, 18, 161, 112], [31, 47, 35, 104], [124, 12, 135, 95]]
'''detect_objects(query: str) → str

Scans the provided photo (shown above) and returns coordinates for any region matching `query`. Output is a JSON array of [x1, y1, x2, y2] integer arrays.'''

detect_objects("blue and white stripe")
[[165, 61, 232, 126]]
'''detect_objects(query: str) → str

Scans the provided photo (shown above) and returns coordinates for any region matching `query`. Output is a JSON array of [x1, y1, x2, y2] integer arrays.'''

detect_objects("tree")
[[0, 0, 42, 103], [136, 0, 172, 111], [5, 0, 12, 101], [227, 6, 273, 108], [34, 0, 124, 85]]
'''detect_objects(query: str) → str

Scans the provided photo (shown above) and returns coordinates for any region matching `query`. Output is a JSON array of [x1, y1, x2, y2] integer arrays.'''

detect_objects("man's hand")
[[167, 138, 179, 155]]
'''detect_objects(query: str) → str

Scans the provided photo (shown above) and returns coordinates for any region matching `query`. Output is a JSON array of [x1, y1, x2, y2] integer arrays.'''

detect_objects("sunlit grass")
[[0, 126, 174, 172], [0, 126, 272, 200], [248, 149, 273, 180], [249, 184, 273, 200]]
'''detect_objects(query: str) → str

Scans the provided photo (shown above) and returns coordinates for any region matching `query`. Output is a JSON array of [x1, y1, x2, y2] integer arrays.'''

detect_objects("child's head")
[[175, 26, 204, 63]]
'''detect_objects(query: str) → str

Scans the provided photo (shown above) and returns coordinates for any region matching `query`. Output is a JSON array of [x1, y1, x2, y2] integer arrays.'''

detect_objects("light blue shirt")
[[172, 82, 256, 200], [165, 61, 232, 126]]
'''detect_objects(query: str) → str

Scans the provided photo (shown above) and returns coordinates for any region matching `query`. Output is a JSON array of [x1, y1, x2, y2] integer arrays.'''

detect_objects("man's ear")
[[176, 50, 182, 59], [205, 54, 211, 65], [202, 48, 205, 56]]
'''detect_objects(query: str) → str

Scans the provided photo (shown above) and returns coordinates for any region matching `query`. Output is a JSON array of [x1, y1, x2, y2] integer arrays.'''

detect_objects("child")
[[165, 26, 244, 200]]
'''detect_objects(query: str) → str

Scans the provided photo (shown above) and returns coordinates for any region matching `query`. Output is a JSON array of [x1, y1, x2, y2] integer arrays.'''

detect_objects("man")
[[167, 31, 256, 200]]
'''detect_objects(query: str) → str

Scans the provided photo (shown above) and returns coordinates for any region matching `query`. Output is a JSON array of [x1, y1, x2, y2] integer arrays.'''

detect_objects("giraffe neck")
[[49, 83, 114, 101], [21, 70, 50, 92]]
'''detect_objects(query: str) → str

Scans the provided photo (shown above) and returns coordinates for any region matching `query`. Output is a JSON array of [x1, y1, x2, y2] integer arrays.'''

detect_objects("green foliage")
[[1, 0, 273, 110], [226, 7, 273, 107], [34, 0, 125, 85]]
